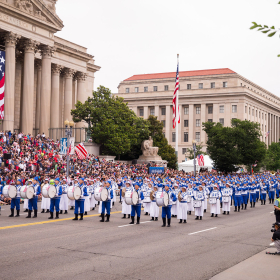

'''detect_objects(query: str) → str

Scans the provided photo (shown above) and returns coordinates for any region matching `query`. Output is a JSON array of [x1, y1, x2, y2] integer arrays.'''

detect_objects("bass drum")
[[20, 185, 35, 199], [42, 184, 57, 198], [132, 191, 139, 205], [124, 190, 133, 205], [67, 186, 82, 200], [101, 188, 109, 201], [2, 185, 17, 199], [156, 191, 169, 207], [94, 186, 103, 202]]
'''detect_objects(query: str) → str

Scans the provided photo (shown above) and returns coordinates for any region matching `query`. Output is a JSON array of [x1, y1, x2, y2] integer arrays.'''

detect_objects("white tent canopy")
[[178, 155, 214, 173]]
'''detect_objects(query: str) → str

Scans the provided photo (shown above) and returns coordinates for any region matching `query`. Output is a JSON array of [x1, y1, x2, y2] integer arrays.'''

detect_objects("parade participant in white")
[[222, 183, 232, 215], [186, 184, 195, 215], [41, 178, 51, 213], [84, 179, 91, 215], [171, 184, 179, 217], [121, 181, 132, 219], [209, 185, 222, 217], [59, 178, 69, 214], [150, 185, 159, 221], [194, 185, 205, 220], [177, 186, 188, 224]]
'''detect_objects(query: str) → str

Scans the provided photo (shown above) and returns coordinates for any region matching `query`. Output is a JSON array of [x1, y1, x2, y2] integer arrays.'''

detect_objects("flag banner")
[[60, 138, 67, 154], [172, 63, 180, 128], [197, 154, 205, 166], [0, 51, 5, 120], [75, 143, 88, 159]]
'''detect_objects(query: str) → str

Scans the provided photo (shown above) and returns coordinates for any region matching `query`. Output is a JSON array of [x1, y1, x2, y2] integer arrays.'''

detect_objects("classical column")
[[50, 64, 61, 129], [189, 104, 194, 142], [200, 103, 206, 144], [165, 105, 171, 143], [35, 60, 42, 130], [63, 68, 75, 122], [3, 32, 20, 132], [59, 74, 64, 127], [21, 39, 38, 135]]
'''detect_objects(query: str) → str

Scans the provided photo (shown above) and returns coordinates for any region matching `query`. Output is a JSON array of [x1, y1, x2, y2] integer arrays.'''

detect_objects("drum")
[[20, 185, 35, 199], [187, 196, 192, 203], [132, 191, 139, 205], [124, 190, 133, 205], [143, 192, 151, 203], [209, 198, 217, 204], [222, 196, 230, 203], [42, 184, 57, 199], [2, 185, 17, 198], [101, 188, 109, 201], [67, 186, 82, 200], [156, 191, 169, 207], [94, 186, 103, 201], [193, 200, 202, 208]]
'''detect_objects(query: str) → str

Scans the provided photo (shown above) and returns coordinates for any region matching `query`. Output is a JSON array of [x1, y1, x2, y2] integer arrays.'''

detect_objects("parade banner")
[[149, 167, 165, 174], [60, 138, 67, 154]]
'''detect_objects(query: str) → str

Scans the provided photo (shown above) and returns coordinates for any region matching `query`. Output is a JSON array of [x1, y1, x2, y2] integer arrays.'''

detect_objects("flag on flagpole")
[[0, 51, 6, 120], [265, 131, 270, 138], [75, 143, 88, 159], [172, 63, 180, 129]]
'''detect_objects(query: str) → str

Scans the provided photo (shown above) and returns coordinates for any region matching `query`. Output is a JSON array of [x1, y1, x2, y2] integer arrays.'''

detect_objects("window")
[[184, 120, 189, 127], [232, 105, 237, 113], [161, 107, 166, 115], [256, 110, 258, 117], [199, 83, 203, 89], [262, 124, 263, 130], [125, 88, 130, 93], [172, 132, 176, 142], [262, 113, 264, 119], [195, 132, 200, 142], [211, 82, 215, 88], [245, 106, 247, 113], [144, 87, 148, 92], [150, 108, 155, 116], [265, 114, 266, 120], [259, 112, 261, 118], [249, 108, 251, 114], [187, 84, 191, 90], [161, 120, 165, 127], [208, 119, 213, 122], [196, 119, 201, 127], [223, 82, 227, 88], [219, 105, 224, 113], [252, 109, 254, 116], [153, 86, 158, 92], [164, 85, 169, 91], [134, 87, 139, 93], [184, 107, 189, 115], [139, 108, 144, 117], [208, 106, 213, 114], [184, 132, 188, 142], [219, 118, 224, 125], [182, 148, 187, 155], [196, 107, 201, 114]]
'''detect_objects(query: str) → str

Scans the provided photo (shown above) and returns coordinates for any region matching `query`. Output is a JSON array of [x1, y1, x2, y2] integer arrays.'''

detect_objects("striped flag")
[[197, 154, 204, 166], [172, 63, 180, 128], [265, 131, 270, 138], [75, 143, 88, 159], [0, 51, 5, 120]]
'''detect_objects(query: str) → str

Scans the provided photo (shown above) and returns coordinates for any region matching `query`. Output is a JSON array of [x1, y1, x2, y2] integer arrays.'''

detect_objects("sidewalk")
[[211, 248, 279, 280]]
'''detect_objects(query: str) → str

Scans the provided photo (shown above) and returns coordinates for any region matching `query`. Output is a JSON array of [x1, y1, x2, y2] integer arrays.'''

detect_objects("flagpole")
[[175, 54, 179, 162]]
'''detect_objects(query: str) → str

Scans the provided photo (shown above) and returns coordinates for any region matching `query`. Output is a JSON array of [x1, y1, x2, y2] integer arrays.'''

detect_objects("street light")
[[192, 140, 197, 177], [184, 152, 187, 162], [65, 119, 74, 179]]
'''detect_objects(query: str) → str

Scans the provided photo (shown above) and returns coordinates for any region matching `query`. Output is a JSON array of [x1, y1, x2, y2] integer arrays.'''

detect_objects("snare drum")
[[67, 186, 82, 200], [193, 200, 202, 208], [156, 191, 169, 207], [222, 196, 230, 203], [20, 185, 35, 199], [42, 184, 57, 199], [143, 192, 151, 203], [2, 185, 17, 199], [209, 198, 217, 204], [187, 196, 192, 203]]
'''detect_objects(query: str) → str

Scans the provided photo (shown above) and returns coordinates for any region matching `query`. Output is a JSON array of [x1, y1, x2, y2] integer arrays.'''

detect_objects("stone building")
[[0, 0, 100, 137], [117, 68, 280, 163]]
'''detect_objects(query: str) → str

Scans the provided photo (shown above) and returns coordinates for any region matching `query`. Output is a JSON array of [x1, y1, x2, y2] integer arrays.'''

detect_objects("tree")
[[71, 86, 149, 158], [185, 143, 206, 160], [263, 142, 280, 171]]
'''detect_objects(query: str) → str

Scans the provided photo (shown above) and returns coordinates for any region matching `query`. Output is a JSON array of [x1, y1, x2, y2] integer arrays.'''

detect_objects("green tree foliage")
[[264, 142, 280, 171], [203, 119, 266, 173], [185, 143, 206, 160], [71, 86, 149, 158]]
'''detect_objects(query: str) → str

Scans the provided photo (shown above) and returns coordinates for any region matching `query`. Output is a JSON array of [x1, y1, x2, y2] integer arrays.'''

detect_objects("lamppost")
[[64, 119, 74, 179], [184, 152, 187, 162], [192, 140, 197, 177]]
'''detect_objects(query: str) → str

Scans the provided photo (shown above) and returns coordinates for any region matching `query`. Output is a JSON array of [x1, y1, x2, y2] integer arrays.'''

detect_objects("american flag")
[[265, 131, 270, 138], [172, 63, 180, 128], [197, 154, 204, 166], [0, 51, 5, 120], [75, 143, 88, 159]]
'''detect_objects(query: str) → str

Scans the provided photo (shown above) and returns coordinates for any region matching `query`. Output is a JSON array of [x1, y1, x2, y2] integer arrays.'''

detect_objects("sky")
[[56, 0, 280, 95]]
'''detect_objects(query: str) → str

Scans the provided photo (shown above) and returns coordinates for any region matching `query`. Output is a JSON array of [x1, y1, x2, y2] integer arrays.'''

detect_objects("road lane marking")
[[118, 221, 152, 228], [270, 211, 274, 214], [0, 211, 122, 231], [188, 227, 217, 235]]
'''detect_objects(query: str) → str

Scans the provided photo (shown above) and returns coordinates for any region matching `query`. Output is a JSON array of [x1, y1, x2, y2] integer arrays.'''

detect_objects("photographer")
[[270, 222, 280, 254], [274, 197, 280, 223]]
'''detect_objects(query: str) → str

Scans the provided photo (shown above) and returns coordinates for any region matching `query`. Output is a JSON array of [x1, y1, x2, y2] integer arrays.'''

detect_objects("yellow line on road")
[[0, 211, 122, 231]]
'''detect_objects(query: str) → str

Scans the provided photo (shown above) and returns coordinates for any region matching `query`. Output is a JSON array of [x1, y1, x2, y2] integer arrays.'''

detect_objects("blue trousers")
[[74, 199, 84, 214], [131, 205, 141, 217], [162, 205, 172, 219], [242, 195, 248, 204], [269, 191, 275, 200], [101, 200, 111, 215], [11, 198, 20, 210], [250, 193, 256, 203], [50, 198, 60, 213], [256, 191, 260, 199], [234, 196, 242, 207], [260, 193, 266, 200], [28, 197, 38, 211], [276, 189, 280, 198]]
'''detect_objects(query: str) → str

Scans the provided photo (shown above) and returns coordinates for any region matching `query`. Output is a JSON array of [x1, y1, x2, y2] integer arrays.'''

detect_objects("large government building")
[[0, 0, 100, 138], [117, 68, 280, 163]]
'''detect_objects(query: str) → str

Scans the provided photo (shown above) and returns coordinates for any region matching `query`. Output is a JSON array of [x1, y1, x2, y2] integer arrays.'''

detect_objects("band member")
[[9, 179, 22, 217], [234, 183, 243, 212], [171, 183, 179, 218], [26, 177, 41, 219], [121, 180, 132, 219], [177, 185, 188, 224], [221, 183, 232, 215], [49, 178, 62, 219], [73, 178, 88, 221], [269, 180, 276, 204], [89, 179, 97, 210], [129, 183, 144, 225], [194, 185, 205, 220], [260, 182, 268, 205], [241, 183, 248, 210], [162, 184, 177, 227], [209, 185, 221, 217], [150, 185, 159, 221], [59, 178, 68, 214], [249, 182, 257, 208], [186, 184, 195, 215], [84, 179, 91, 215], [100, 180, 114, 222], [69, 178, 78, 210], [143, 183, 152, 215], [41, 178, 50, 213]]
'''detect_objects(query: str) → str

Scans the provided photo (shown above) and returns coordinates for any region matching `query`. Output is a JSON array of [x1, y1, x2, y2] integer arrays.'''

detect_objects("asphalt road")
[[0, 200, 275, 280]]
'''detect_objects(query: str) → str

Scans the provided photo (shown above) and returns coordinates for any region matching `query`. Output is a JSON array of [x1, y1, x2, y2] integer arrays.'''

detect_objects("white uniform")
[[221, 187, 232, 212], [194, 190, 205, 217], [90, 184, 97, 209], [171, 188, 179, 216], [121, 185, 132, 215], [209, 189, 221, 215], [59, 184, 68, 211], [84, 185, 90, 213], [177, 192, 188, 221], [186, 188, 195, 212], [150, 190, 159, 218], [143, 188, 152, 214]]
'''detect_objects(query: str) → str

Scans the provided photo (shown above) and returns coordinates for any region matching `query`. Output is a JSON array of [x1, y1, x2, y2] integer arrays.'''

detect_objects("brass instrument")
[[150, 190, 155, 201], [178, 191, 182, 202], [121, 187, 126, 197], [271, 171, 276, 176]]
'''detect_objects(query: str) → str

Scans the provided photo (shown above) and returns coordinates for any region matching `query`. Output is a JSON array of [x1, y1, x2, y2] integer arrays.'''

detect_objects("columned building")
[[117, 68, 280, 163], [0, 0, 100, 137]]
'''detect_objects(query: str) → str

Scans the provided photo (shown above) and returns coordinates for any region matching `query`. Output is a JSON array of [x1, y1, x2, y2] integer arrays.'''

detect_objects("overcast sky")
[[56, 0, 280, 95]]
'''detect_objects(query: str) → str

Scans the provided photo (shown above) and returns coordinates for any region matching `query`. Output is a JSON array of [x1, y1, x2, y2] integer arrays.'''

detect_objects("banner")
[[60, 138, 67, 154], [149, 167, 165, 174], [0, 50, 5, 120]]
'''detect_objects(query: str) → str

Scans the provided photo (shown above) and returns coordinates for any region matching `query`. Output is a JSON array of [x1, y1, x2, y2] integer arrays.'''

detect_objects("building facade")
[[0, 0, 100, 137], [117, 68, 280, 163]]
